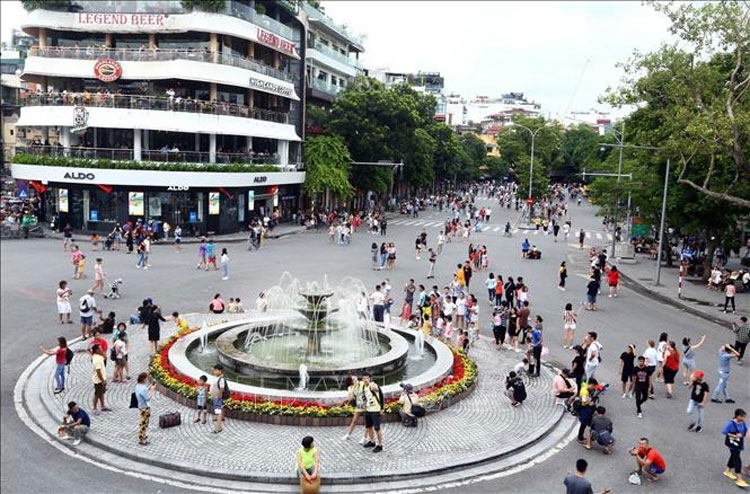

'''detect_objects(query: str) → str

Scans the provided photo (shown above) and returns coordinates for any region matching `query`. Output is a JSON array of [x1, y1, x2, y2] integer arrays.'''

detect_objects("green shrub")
[[11, 154, 282, 173]]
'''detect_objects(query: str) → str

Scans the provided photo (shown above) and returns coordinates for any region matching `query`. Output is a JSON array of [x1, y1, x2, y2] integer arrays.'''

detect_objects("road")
[[1, 195, 747, 494]]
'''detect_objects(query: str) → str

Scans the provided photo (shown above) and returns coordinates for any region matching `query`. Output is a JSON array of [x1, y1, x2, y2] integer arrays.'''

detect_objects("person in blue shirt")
[[529, 316, 544, 376], [135, 372, 156, 446], [60, 401, 90, 445], [722, 408, 748, 488], [521, 238, 531, 259], [711, 344, 741, 403], [205, 239, 217, 270]]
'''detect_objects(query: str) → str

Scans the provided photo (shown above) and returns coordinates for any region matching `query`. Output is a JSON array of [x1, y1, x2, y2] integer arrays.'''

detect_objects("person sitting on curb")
[[58, 401, 90, 445]]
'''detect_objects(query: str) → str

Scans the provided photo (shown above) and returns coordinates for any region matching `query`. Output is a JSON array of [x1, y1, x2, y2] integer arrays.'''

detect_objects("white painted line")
[[533, 230, 539, 235], [607, 234, 613, 241], [493, 227, 501, 232], [512, 229, 519, 234], [586, 232, 592, 238], [404, 221, 416, 226], [596, 233, 602, 240]]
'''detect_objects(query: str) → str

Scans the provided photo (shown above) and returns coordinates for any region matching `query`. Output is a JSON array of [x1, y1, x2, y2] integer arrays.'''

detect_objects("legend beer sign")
[[256, 27, 296, 56], [77, 13, 168, 26]]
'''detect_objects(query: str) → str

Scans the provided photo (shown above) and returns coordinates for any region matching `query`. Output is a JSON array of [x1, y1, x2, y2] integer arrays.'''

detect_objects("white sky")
[[1, 0, 676, 118]]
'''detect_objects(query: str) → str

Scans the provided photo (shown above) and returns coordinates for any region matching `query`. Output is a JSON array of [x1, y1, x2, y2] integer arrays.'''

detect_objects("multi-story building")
[[9, 0, 307, 233], [300, 1, 363, 110]]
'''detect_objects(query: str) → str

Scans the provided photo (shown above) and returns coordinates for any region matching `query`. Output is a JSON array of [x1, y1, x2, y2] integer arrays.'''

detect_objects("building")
[[9, 0, 307, 234], [300, 1, 363, 110]]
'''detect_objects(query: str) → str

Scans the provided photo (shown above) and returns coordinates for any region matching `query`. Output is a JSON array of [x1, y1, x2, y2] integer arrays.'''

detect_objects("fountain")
[[171, 274, 456, 405]]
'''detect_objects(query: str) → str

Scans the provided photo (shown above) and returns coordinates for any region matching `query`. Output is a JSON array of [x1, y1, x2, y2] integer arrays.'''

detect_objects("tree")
[[459, 133, 487, 181], [303, 135, 353, 207], [602, 0, 750, 208], [21, 0, 72, 11], [484, 155, 509, 179], [558, 124, 601, 179], [180, 0, 226, 12], [428, 123, 464, 185], [496, 116, 564, 198]]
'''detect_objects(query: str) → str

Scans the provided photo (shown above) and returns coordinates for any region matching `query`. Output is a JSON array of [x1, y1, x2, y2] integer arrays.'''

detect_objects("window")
[[317, 70, 328, 81]]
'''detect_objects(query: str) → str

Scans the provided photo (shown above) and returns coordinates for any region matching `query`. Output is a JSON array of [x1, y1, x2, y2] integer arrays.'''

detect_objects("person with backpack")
[[78, 289, 99, 340], [505, 371, 527, 407], [211, 364, 229, 434], [397, 382, 422, 427], [39, 336, 70, 394]]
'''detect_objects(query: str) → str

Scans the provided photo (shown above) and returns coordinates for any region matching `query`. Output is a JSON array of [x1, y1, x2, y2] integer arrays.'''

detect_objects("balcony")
[[300, 2, 364, 49], [308, 41, 361, 68], [23, 92, 290, 124], [309, 78, 343, 97], [30, 46, 295, 83]]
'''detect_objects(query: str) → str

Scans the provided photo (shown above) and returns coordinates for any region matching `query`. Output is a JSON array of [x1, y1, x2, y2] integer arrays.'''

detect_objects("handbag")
[[129, 392, 138, 409], [158, 411, 182, 428], [407, 394, 426, 418], [726, 423, 743, 449]]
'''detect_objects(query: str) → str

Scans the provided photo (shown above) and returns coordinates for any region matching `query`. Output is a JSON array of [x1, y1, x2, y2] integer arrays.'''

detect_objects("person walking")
[[722, 408, 749, 487], [619, 344, 636, 398], [583, 332, 602, 381], [91, 258, 106, 294], [197, 238, 207, 269], [220, 248, 229, 281], [78, 289, 99, 340], [633, 356, 650, 418], [558, 261, 568, 291], [426, 248, 437, 279], [39, 336, 69, 394], [724, 282, 737, 313], [686, 370, 709, 433], [732, 317, 750, 364], [607, 265, 620, 298], [173, 224, 182, 252], [134, 372, 156, 445], [585, 276, 599, 311], [562, 303, 577, 349], [56, 280, 73, 324], [578, 228, 585, 249], [564, 458, 611, 494], [711, 344, 741, 403]]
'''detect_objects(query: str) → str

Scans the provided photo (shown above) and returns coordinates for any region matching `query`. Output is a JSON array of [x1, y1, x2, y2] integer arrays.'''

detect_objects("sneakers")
[[724, 471, 738, 480], [637, 412, 643, 418], [221, 277, 229, 281], [358, 437, 367, 445], [711, 398, 723, 403], [736, 479, 749, 488], [726, 399, 736, 403], [695, 426, 703, 433], [622, 393, 628, 399], [363, 441, 376, 448], [372, 445, 383, 453], [687, 423, 696, 432]]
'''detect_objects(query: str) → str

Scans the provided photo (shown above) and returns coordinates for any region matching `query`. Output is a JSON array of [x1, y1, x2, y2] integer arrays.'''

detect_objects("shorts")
[[563, 323, 576, 330], [94, 382, 106, 399], [213, 397, 224, 414], [646, 365, 656, 376], [556, 391, 575, 399], [682, 358, 695, 371], [80, 315, 93, 325], [364, 411, 381, 431], [115, 355, 128, 367], [586, 294, 596, 304], [663, 367, 677, 384], [197, 404, 207, 411], [208, 256, 216, 264], [621, 370, 633, 383], [174, 238, 181, 244], [648, 464, 665, 475]]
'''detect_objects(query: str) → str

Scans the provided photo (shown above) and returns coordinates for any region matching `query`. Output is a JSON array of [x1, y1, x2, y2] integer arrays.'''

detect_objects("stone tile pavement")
[[25, 312, 566, 487]]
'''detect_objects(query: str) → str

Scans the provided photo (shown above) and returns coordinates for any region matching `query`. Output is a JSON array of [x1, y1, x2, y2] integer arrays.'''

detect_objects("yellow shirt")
[[92, 354, 105, 384], [176, 317, 189, 333], [456, 269, 466, 287]]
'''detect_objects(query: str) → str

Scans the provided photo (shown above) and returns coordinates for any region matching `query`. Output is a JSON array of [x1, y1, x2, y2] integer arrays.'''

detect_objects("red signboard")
[[526, 198, 534, 205], [256, 27, 296, 56], [94, 58, 123, 82]]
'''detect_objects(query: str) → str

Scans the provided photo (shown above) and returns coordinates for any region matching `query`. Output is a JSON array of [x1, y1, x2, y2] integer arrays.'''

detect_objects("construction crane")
[[563, 58, 591, 120]]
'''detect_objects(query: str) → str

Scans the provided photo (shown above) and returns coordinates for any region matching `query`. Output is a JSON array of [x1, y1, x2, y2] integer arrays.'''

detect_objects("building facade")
[[9, 0, 308, 234], [300, 1, 363, 111]]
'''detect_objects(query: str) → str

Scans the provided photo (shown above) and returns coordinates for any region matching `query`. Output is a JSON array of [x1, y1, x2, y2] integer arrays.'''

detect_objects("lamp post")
[[654, 158, 670, 286], [512, 122, 544, 224], [600, 122, 625, 258]]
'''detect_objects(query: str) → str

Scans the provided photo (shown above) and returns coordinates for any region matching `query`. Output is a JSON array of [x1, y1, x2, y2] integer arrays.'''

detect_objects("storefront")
[[11, 164, 304, 234]]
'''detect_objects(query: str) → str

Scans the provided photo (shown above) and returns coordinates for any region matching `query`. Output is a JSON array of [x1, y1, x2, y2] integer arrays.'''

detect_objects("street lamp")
[[511, 122, 544, 224], [600, 122, 625, 258]]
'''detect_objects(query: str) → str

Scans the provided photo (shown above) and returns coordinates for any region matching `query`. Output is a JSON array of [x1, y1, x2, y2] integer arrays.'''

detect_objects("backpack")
[[65, 348, 74, 366], [80, 297, 90, 312], [219, 377, 230, 400]]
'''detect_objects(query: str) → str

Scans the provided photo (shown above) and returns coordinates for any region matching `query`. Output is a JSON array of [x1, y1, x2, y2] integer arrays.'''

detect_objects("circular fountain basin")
[[168, 314, 454, 405], [215, 324, 409, 378]]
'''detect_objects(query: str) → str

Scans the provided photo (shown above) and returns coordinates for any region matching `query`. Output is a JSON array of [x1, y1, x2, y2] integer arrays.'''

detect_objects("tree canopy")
[[602, 0, 750, 208], [303, 135, 353, 204]]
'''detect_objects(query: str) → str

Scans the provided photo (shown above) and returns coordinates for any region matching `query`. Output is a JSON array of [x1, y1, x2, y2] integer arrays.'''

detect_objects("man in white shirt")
[[442, 296, 456, 323], [584, 331, 602, 380], [370, 285, 385, 322], [79, 289, 98, 340]]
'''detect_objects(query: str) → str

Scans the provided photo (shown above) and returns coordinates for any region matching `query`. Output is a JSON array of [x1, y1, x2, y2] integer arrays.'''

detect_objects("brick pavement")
[[31, 312, 564, 484]]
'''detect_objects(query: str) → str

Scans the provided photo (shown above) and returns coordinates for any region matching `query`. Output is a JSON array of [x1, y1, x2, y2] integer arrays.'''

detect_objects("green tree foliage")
[[180, 0, 226, 12], [428, 123, 464, 183], [559, 124, 601, 178], [484, 155, 508, 179], [496, 116, 564, 198], [328, 78, 438, 194], [21, 0, 72, 11], [459, 133, 487, 181], [602, 0, 750, 208], [303, 135, 354, 202]]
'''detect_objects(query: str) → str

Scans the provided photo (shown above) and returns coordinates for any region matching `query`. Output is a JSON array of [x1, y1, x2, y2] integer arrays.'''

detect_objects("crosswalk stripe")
[[404, 221, 416, 226], [586, 232, 592, 238], [512, 229, 519, 234], [607, 234, 613, 241], [533, 230, 539, 235], [493, 227, 501, 232], [596, 233, 602, 240]]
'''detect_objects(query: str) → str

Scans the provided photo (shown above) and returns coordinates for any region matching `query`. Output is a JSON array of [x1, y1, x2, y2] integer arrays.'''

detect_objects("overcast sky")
[[1, 0, 675, 119]]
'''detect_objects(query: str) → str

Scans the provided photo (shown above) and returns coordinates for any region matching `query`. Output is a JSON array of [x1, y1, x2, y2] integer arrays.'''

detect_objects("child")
[[457, 330, 468, 353], [234, 297, 245, 313], [443, 319, 455, 346], [90, 233, 100, 251], [227, 298, 237, 314], [91, 258, 105, 294], [194, 375, 209, 424], [513, 357, 529, 379], [172, 311, 190, 334], [196, 238, 207, 270], [468, 321, 478, 347], [421, 313, 432, 337], [77, 254, 87, 280], [433, 316, 445, 340], [206, 239, 217, 270]]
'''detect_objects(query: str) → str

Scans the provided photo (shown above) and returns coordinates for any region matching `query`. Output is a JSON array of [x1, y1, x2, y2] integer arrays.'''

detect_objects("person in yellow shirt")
[[172, 311, 190, 334], [455, 264, 466, 288]]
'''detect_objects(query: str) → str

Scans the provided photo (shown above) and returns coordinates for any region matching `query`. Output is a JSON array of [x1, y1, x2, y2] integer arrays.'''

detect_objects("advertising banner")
[[128, 192, 144, 216], [209, 192, 220, 215], [58, 189, 69, 213], [248, 190, 255, 211]]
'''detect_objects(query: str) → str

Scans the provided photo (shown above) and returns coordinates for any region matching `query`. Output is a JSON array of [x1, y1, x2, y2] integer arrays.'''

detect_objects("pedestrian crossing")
[[387, 219, 614, 240]]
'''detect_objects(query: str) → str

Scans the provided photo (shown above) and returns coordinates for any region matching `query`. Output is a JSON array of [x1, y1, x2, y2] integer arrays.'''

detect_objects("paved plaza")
[[3, 198, 749, 494]]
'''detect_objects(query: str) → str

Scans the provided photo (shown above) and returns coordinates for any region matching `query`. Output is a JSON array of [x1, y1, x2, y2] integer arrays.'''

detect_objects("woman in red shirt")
[[39, 336, 68, 393], [662, 341, 680, 398], [608, 266, 621, 298]]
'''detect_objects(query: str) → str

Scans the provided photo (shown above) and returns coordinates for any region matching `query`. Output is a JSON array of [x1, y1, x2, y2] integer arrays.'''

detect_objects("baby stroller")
[[103, 233, 115, 250], [103, 278, 123, 299]]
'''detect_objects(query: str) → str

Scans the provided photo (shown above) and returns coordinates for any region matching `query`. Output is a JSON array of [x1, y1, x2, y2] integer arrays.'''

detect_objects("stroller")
[[103, 278, 123, 299]]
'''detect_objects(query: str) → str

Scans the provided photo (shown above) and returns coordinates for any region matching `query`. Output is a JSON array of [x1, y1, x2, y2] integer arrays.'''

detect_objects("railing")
[[308, 41, 361, 68], [30, 46, 295, 83], [22, 92, 291, 124], [224, 1, 295, 41], [309, 78, 343, 96], [15, 146, 281, 165], [300, 2, 364, 46]]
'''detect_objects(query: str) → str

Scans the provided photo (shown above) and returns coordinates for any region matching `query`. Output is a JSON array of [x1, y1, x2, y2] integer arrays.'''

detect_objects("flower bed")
[[150, 329, 478, 424]]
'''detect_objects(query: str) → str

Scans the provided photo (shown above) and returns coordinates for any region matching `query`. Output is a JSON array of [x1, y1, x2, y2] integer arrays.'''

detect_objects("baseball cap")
[[693, 370, 704, 379], [400, 382, 414, 392]]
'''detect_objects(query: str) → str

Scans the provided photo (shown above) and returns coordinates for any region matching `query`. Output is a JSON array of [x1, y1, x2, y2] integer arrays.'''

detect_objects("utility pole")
[[654, 158, 670, 286]]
